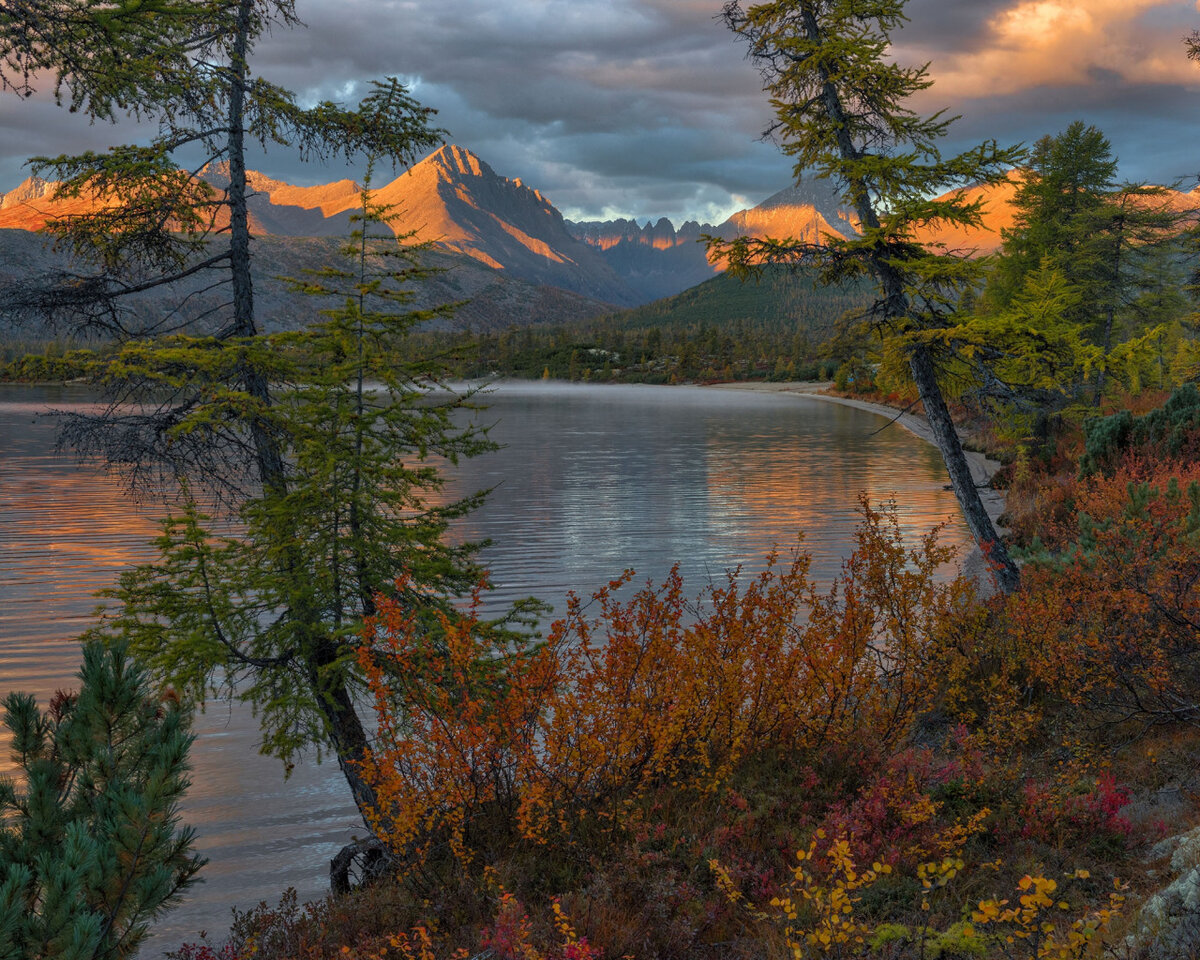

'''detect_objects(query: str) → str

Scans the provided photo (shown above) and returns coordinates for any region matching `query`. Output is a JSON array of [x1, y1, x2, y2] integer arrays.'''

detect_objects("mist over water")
[[0, 380, 970, 956]]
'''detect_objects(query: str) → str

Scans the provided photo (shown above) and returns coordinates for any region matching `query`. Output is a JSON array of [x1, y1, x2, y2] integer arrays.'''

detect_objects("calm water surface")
[[0, 380, 970, 955]]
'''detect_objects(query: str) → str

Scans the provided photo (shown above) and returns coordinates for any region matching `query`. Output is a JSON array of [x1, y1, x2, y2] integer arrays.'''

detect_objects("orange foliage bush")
[[1008, 460, 1200, 731], [356, 498, 980, 880]]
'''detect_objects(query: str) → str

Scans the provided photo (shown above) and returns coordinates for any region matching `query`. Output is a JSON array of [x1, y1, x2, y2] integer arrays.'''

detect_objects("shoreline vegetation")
[[12, 373, 1200, 960], [172, 370, 1200, 960]]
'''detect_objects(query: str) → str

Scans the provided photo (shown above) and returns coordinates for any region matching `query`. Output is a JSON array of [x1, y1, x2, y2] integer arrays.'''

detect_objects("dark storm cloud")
[[242, 0, 788, 221], [947, 80, 1200, 187], [0, 1, 1198, 223], [901, 0, 1012, 53]]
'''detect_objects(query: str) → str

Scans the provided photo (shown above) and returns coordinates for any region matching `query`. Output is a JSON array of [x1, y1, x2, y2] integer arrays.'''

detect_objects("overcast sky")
[[1, 0, 1198, 225]]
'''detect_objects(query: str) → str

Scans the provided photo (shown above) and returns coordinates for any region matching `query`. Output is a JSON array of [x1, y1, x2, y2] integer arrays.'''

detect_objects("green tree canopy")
[[984, 121, 1189, 404], [711, 0, 1024, 593], [0, 643, 202, 960]]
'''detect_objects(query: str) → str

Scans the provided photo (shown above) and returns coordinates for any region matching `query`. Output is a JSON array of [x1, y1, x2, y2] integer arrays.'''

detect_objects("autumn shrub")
[[356, 498, 979, 891], [1079, 383, 1200, 477], [186, 885, 604, 960], [713, 834, 1126, 960], [1001, 454, 1080, 549], [193, 485, 1184, 960], [1011, 774, 1133, 858], [1007, 461, 1200, 733], [168, 943, 238, 960], [814, 746, 992, 871]]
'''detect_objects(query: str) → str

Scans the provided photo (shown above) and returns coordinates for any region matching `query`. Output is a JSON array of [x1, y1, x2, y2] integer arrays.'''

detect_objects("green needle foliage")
[[983, 121, 1188, 406], [1, 1, 484, 864], [0, 0, 225, 119], [0, 642, 203, 960], [711, 0, 1024, 592], [84, 90, 538, 846]]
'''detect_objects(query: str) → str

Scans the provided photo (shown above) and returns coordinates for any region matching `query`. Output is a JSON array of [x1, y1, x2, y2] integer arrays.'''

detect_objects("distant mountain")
[[363, 146, 635, 305], [721, 178, 858, 243], [0, 176, 119, 229], [0, 146, 638, 308], [0, 229, 612, 335], [6, 149, 1195, 331], [564, 218, 718, 304], [201, 146, 637, 305], [565, 176, 858, 302], [0, 176, 58, 210], [567, 217, 712, 251], [911, 174, 1200, 255], [909, 174, 1021, 255]]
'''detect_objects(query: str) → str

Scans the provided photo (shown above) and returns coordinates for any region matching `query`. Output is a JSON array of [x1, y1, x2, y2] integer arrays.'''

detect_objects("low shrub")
[[357, 498, 978, 891]]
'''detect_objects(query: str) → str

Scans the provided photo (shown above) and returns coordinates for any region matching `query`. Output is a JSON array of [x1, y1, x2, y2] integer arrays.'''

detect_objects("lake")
[[0, 379, 970, 955]]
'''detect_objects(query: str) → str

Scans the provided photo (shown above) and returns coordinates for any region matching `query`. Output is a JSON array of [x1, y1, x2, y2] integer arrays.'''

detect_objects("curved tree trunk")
[[797, 1, 1021, 594], [224, 0, 380, 845], [909, 344, 1021, 593]]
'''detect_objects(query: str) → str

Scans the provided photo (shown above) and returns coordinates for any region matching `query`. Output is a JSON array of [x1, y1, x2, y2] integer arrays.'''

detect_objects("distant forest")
[[417, 265, 873, 384]]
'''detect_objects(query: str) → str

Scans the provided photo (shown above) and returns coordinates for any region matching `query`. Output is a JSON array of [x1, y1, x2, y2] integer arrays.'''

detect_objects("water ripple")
[[0, 380, 969, 956]]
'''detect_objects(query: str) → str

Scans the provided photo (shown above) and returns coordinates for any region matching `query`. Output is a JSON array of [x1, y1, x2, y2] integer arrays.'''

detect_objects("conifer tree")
[[81, 88, 537, 877], [1185, 31, 1200, 301], [987, 122, 1118, 316], [1, 0, 442, 497], [0, 0, 214, 116], [0, 7, 508, 877], [0, 643, 202, 960], [986, 121, 1187, 402], [711, 0, 1023, 593]]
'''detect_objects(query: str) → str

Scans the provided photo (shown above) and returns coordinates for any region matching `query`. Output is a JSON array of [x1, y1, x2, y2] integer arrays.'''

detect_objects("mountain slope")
[[0, 229, 612, 335], [565, 176, 859, 302], [6, 150, 1194, 324], [720, 178, 858, 243], [609, 264, 871, 340], [0, 146, 639, 308], [361, 146, 635, 305]]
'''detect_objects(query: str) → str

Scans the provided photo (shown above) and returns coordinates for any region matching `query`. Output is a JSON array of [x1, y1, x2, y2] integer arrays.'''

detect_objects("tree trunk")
[[308, 654, 378, 825], [225, 0, 379, 853], [909, 343, 1021, 594], [226, 0, 285, 488], [226, 0, 254, 340], [1092, 212, 1125, 404]]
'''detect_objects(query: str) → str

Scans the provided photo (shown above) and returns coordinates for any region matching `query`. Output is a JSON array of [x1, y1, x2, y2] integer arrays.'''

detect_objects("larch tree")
[[986, 122, 1119, 319], [986, 121, 1187, 403], [0, 3, 516, 881], [1186, 30, 1200, 301], [711, 0, 1023, 594], [81, 112, 536, 885]]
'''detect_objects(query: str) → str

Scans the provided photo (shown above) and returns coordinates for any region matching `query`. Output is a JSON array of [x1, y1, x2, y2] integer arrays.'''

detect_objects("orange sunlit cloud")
[[920, 0, 1200, 98]]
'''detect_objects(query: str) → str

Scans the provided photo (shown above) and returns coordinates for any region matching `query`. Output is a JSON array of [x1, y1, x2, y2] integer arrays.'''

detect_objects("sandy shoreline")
[[707, 380, 1008, 589]]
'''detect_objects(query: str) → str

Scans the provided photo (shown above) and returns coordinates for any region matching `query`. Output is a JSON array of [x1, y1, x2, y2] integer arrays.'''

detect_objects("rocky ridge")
[[5, 147, 1195, 318]]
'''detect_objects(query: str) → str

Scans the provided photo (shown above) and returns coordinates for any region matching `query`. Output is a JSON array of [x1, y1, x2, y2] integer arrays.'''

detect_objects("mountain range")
[[3, 144, 1196, 331], [0, 145, 860, 316]]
